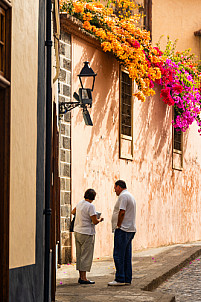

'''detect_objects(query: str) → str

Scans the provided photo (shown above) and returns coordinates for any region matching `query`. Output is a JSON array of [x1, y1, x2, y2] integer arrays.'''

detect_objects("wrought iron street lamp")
[[59, 62, 97, 126]]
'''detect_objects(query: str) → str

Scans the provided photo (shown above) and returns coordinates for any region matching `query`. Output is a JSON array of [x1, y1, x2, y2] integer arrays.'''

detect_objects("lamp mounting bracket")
[[59, 101, 80, 115], [59, 92, 84, 116]]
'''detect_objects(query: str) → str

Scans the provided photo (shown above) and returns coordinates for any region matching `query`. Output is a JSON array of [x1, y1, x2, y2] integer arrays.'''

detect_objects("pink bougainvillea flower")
[[153, 46, 163, 56], [163, 96, 175, 106], [149, 80, 154, 88], [172, 84, 183, 94], [160, 86, 171, 98], [160, 87, 174, 106], [132, 40, 140, 48]]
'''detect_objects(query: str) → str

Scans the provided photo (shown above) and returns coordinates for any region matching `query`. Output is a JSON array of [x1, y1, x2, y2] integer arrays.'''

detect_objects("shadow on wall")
[[141, 84, 190, 162], [135, 83, 189, 180], [136, 85, 172, 170], [74, 50, 119, 157], [135, 83, 194, 246]]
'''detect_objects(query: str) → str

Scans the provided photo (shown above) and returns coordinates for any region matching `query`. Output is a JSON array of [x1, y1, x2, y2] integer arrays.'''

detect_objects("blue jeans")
[[113, 229, 135, 283]]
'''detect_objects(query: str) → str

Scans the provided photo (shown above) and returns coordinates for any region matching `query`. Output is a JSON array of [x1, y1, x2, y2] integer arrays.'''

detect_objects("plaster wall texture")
[[9, 0, 39, 268], [152, 0, 201, 58], [70, 4, 201, 260]]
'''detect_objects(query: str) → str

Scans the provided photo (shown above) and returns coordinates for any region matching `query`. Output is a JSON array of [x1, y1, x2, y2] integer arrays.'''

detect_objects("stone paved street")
[[56, 242, 201, 302], [156, 258, 201, 301]]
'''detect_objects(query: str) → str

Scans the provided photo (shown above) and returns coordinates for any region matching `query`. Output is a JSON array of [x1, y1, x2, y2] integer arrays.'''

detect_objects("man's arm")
[[117, 209, 125, 228], [71, 207, 76, 215]]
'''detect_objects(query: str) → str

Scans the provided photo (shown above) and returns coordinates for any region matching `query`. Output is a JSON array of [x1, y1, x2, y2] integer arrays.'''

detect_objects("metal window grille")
[[173, 109, 182, 151], [121, 71, 132, 137], [172, 109, 183, 170], [174, 129, 182, 151]]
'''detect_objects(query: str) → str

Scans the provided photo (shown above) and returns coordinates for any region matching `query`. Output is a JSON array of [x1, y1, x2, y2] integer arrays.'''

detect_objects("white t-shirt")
[[74, 200, 96, 235], [111, 189, 136, 233]]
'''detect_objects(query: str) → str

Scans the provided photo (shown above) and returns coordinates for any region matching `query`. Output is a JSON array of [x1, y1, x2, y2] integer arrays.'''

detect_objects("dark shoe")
[[78, 279, 95, 284]]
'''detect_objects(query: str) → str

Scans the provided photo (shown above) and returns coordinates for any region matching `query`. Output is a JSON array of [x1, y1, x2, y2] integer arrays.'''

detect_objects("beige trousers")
[[74, 232, 95, 272]]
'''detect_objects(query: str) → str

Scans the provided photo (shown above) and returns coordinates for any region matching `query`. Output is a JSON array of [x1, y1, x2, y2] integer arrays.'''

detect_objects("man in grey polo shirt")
[[108, 180, 136, 286]]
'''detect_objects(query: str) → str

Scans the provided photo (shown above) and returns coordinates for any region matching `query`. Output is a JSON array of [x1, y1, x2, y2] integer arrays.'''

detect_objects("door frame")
[[0, 1, 11, 301]]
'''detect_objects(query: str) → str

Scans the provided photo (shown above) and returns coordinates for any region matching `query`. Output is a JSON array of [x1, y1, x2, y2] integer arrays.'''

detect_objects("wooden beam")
[[144, 0, 152, 39]]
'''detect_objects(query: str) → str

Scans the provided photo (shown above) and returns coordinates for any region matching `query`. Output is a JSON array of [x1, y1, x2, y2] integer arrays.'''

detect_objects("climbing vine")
[[60, 0, 201, 134]]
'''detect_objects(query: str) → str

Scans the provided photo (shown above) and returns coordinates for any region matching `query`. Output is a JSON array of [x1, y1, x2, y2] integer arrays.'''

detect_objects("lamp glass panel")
[[79, 76, 95, 90]]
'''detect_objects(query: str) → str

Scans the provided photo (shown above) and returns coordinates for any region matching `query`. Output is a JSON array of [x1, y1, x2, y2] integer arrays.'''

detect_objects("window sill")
[[172, 166, 183, 171], [120, 155, 133, 161]]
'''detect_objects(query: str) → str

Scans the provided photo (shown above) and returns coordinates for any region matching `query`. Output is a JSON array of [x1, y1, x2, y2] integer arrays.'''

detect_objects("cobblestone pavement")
[[156, 257, 201, 301]]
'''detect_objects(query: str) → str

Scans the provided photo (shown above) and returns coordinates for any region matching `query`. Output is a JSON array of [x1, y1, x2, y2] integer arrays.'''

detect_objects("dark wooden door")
[[0, 2, 11, 301], [51, 102, 61, 301], [0, 87, 10, 302]]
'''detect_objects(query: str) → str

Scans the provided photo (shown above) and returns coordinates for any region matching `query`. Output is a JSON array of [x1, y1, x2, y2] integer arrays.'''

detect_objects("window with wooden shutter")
[[0, 7, 5, 77], [172, 109, 183, 170], [119, 68, 133, 160], [143, 0, 152, 34], [0, 1, 11, 88]]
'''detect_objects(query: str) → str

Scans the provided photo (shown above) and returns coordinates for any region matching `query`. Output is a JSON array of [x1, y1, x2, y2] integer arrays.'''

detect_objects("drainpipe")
[[44, 0, 52, 300]]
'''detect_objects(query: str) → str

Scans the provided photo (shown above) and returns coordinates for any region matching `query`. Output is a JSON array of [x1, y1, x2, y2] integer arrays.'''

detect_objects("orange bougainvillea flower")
[[85, 3, 93, 10], [83, 20, 92, 31], [101, 41, 112, 52], [73, 2, 84, 13], [83, 12, 92, 21]]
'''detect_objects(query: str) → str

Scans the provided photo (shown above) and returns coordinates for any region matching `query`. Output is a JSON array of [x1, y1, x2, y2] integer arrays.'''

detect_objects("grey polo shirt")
[[112, 189, 136, 233]]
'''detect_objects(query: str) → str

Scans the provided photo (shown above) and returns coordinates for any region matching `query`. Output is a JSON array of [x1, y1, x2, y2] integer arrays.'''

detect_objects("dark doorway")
[[0, 86, 10, 302], [0, 1, 11, 301]]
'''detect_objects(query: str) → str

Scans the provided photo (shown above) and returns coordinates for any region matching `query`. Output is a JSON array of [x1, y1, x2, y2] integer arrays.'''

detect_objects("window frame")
[[0, 0, 11, 88], [0, 6, 6, 77], [172, 109, 183, 171], [119, 67, 134, 160], [143, 0, 152, 37]]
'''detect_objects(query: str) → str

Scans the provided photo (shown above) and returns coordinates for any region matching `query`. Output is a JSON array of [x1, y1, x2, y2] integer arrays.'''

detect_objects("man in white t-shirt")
[[108, 180, 136, 286]]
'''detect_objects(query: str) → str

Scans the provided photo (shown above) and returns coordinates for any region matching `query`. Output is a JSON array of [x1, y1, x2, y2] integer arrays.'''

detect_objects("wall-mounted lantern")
[[59, 61, 97, 126], [78, 61, 97, 91]]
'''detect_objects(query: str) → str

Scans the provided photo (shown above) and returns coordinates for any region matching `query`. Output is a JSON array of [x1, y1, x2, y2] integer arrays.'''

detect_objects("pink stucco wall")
[[152, 0, 201, 56], [70, 6, 201, 260]]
